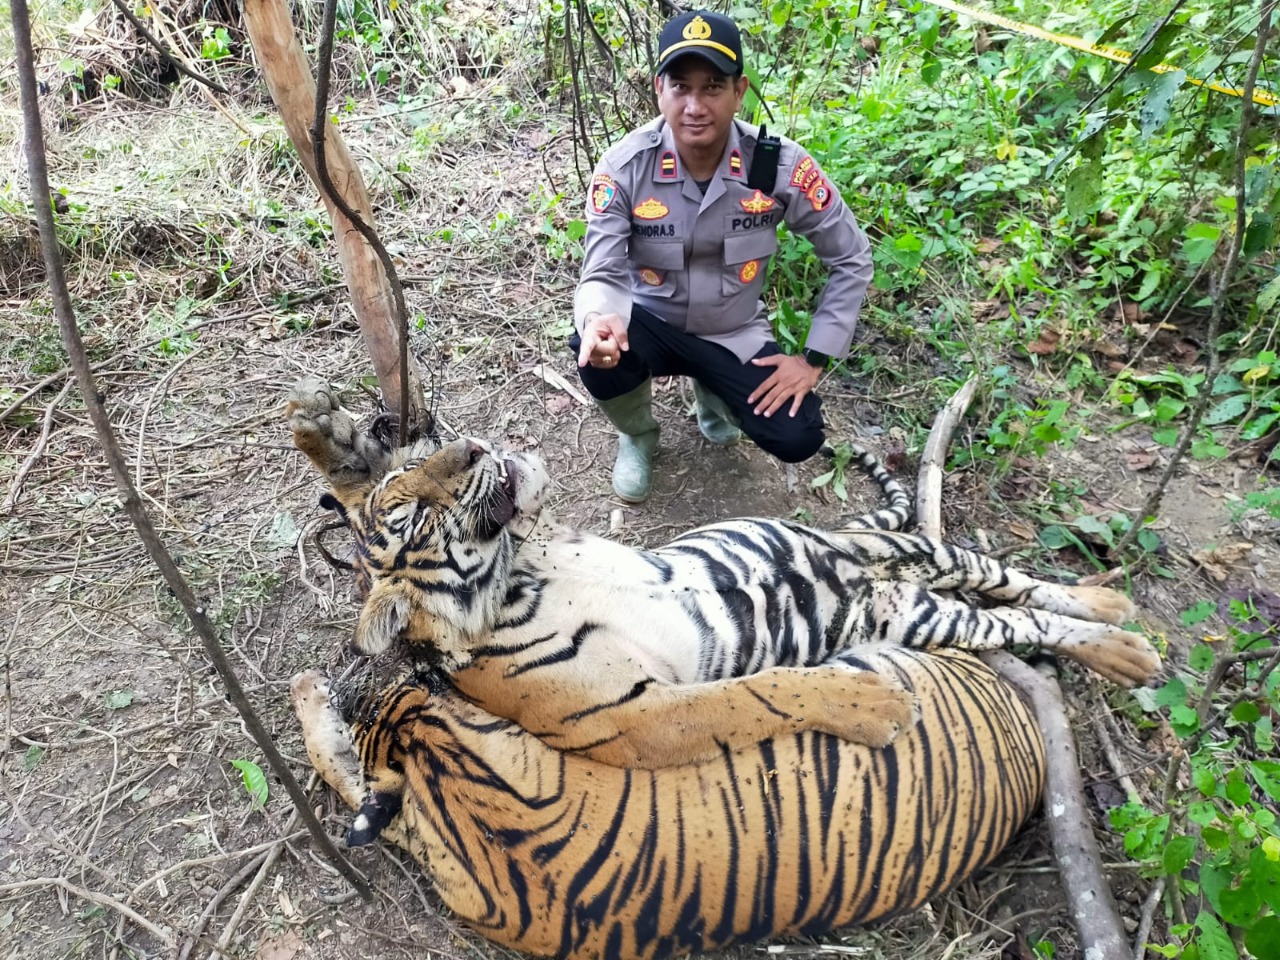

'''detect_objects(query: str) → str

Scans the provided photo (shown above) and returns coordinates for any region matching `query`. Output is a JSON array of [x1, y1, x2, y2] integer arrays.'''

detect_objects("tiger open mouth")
[[475, 456, 519, 539]]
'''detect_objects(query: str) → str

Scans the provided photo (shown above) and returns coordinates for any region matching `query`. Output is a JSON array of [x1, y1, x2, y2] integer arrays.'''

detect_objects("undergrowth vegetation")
[[2, 0, 1278, 958]]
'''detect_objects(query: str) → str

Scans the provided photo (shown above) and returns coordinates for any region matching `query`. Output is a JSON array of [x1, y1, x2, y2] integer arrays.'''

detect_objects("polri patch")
[[790, 156, 820, 193], [729, 149, 743, 177], [807, 179, 834, 212], [638, 268, 665, 286], [739, 189, 775, 214], [739, 259, 760, 283], [633, 197, 670, 220], [660, 151, 677, 179], [590, 174, 617, 214]]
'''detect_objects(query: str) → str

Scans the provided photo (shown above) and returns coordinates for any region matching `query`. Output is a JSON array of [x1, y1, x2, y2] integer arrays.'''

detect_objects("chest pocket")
[[630, 238, 684, 298], [722, 230, 778, 296]]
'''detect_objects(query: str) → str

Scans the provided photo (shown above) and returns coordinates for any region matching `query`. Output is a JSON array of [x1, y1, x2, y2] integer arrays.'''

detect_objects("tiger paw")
[[812, 668, 918, 749], [1067, 585, 1138, 626], [286, 377, 385, 488], [1071, 627, 1162, 687]]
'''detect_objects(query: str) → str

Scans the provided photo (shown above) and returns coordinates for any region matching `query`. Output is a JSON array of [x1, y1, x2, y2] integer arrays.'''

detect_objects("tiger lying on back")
[[287, 378, 1159, 770], [292, 646, 1047, 960]]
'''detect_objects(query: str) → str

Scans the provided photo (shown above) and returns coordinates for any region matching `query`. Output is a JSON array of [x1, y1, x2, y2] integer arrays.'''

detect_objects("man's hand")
[[577, 313, 630, 369], [748, 353, 822, 417]]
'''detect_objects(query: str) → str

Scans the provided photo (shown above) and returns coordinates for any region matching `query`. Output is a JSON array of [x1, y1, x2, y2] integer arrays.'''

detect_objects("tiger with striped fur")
[[291, 645, 1048, 960], [287, 377, 1159, 771]]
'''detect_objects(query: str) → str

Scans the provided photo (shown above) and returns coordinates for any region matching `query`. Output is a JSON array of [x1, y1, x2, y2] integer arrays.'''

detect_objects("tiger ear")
[[354, 582, 411, 655]]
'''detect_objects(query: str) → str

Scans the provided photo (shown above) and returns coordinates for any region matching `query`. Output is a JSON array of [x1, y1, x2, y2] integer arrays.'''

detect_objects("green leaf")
[[1187, 644, 1215, 671], [1162, 834, 1197, 874], [1181, 601, 1217, 626], [1192, 764, 1217, 797], [1156, 678, 1187, 708], [1232, 700, 1262, 723], [1204, 394, 1249, 426], [1064, 161, 1102, 218], [1038, 525, 1071, 549], [266, 511, 301, 550], [1138, 70, 1185, 139], [105, 690, 135, 710], [1170, 703, 1199, 736], [230, 758, 268, 808], [1218, 884, 1261, 928], [1133, 24, 1182, 70], [921, 55, 942, 86], [1153, 426, 1179, 446], [23, 745, 44, 772], [1259, 274, 1280, 313], [1194, 911, 1238, 960], [1096, 13, 1137, 46], [915, 8, 939, 50], [1202, 826, 1230, 850], [1251, 760, 1280, 801], [1245, 213, 1274, 257], [810, 469, 835, 489], [1225, 767, 1251, 805], [1183, 223, 1222, 265], [1246, 917, 1280, 960], [1186, 801, 1217, 826]]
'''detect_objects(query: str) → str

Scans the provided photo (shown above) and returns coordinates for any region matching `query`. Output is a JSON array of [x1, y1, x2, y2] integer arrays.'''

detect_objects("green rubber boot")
[[692, 380, 742, 446], [596, 381, 660, 503]]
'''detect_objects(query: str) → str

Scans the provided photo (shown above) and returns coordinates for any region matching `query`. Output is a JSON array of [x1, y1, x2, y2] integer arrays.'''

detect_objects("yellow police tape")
[[917, 0, 1279, 108]]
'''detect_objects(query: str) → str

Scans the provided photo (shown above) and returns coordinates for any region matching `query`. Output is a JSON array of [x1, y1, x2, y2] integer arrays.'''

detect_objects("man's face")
[[655, 59, 749, 155]]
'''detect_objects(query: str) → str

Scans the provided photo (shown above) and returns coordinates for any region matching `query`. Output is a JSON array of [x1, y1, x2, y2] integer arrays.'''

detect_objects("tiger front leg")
[[544, 665, 917, 768], [866, 584, 1161, 686], [286, 377, 394, 496], [289, 670, 407, 848]]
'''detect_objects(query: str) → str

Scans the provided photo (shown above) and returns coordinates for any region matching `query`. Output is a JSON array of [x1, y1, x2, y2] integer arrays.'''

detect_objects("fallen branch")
[[10, 0, 371, 905], [0, 877, 172, 944], [916, 375, 978, 538], [2, 380, 70, 514], [984, 653, 1131, 959]]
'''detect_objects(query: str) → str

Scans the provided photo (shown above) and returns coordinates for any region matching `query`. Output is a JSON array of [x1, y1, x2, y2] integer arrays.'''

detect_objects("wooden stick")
[[916, 375, 978, 538], [984, 653, 1131, 959], [9, 0, 371, 904], [242, 0, 428, 431]]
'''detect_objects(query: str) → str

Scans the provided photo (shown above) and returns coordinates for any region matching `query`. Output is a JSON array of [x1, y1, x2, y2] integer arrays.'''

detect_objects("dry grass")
[[2, 4, 1247, 959]]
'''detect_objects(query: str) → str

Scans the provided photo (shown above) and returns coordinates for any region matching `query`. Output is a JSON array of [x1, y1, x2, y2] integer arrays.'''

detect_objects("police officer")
[[573, 9, 873, 503]]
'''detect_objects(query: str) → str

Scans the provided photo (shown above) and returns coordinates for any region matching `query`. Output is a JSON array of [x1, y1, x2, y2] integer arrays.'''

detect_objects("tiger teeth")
[[497, 459, 508, 483]]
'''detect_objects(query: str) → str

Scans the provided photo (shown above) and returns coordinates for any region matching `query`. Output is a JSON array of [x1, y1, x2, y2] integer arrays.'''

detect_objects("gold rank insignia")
[[738, 259, 760, 283], [729, 150, 742, 176], [683, 15, 712, 40], [739, 189, 776, 214], [633, 197, 670, 220], [660, 151, 677, 179]]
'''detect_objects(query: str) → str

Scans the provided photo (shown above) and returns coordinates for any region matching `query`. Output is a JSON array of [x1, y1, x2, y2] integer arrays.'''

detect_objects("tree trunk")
[[242, 0, 426, 428]]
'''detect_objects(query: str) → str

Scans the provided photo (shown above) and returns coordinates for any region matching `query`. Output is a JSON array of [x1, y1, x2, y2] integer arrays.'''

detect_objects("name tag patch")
[[633, 197, 670, 220], [632, 223, 678, 238]]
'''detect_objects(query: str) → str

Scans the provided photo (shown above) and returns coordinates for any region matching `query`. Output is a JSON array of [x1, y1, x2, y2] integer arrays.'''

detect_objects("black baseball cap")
[[655, 10, 744, 77]]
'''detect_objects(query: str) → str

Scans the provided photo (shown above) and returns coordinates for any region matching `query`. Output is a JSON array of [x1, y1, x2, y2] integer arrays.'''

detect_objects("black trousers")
[[570, 305, 825, 463]]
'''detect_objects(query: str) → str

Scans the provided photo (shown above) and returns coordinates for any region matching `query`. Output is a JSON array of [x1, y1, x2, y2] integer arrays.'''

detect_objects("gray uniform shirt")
[[574, 117, 873, 363]]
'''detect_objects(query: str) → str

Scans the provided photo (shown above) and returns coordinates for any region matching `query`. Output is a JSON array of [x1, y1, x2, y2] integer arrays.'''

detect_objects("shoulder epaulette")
[[600, 121, 663, 170]]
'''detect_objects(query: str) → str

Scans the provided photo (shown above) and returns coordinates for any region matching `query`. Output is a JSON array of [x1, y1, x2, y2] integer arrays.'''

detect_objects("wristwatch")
[[802, 347, 831, 369]]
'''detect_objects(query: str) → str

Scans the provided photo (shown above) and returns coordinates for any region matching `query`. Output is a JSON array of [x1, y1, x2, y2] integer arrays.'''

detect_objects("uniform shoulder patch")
[[790, 155, 821, 193], [590, 174, 617, 214], [660, 152, 677, 179], [807, 178, 834, 212], [633, 197, 670, 220]]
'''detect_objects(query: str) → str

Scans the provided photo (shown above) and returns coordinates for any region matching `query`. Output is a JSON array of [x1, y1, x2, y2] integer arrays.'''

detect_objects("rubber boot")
[[692, 380, 741, 446], [596, 381, 660, 503]]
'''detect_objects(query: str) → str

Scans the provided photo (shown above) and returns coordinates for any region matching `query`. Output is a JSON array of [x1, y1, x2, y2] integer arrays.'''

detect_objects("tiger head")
[[346, 438, 549, 669]]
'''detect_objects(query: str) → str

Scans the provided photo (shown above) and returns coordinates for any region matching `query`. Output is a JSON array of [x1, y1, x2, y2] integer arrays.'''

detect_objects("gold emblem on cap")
[[682, 15, 713, 40]]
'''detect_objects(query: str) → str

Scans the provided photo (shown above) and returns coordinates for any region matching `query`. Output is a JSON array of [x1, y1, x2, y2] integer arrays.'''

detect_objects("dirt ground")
[[2, 53, 1279, 960]]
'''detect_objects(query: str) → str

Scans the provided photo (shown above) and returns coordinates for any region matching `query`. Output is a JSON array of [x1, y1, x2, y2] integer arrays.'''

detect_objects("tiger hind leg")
[[838, 530, 1137, 625], [863, 583, 1160, 686]]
